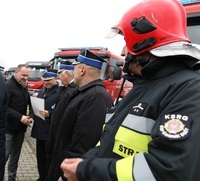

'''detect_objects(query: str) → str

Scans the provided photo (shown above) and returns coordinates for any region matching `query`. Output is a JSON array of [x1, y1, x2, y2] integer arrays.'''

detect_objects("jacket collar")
[[78, 79, 104, 92], [11, 75, 27, 88], [141, 57, 188, 80]]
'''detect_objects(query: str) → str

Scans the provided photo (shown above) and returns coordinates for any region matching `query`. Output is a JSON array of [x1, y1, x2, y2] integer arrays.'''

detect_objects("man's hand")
[[39, 110, 49, 118], [21, 115, 33, 127], [27, 117, 34, 127], [60, 158, 83, 181]]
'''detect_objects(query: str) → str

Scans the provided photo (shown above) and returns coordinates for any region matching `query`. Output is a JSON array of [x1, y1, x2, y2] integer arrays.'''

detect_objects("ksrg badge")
[[159, 114, 191, 140]]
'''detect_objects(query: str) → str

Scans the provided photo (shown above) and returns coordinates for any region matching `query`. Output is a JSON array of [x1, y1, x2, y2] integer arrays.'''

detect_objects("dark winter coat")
[[0, 71, 7, 181], [6, 75, 30, 134], [46, 82, 77, 161], [48, 85, 70, 119], [31, 83, 59, 141], [46, 79, 112, 181]]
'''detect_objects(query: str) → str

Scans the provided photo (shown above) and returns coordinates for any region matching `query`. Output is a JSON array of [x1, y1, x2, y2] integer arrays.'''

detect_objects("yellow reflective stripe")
[[102, 123, 106, 131], [96, 141, 100, 147], [116, 156, 134, 181], [95, 123, 106, 147], [113, 126, 152, 157]]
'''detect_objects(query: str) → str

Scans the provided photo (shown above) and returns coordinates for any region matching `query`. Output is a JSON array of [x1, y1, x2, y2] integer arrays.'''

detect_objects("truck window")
[[187, 12, 200, 44], [180, 1, 200, 44], [187, 25, 200, 44]]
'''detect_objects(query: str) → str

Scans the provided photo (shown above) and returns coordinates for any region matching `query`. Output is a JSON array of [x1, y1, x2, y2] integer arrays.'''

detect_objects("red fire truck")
[[26, 61, 53, 95], [50, 47, 133, 102]]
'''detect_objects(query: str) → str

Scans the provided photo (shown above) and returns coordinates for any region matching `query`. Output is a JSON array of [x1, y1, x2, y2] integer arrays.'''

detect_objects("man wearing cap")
[[31, 70, 59, 181], [60, 0, 200, 181], [45, 64, 77, 173], [46, 50, 112, 181], [56, 64, 75, 102]]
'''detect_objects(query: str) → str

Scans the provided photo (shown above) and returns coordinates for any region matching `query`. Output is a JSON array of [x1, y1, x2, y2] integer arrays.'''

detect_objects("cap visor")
[[42, 77, 54, 81], [72, 60, 81, 65], [57, 70, 64, 74]]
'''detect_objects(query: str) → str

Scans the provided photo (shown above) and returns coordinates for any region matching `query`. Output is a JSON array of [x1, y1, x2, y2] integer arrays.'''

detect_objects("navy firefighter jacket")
[[77, 57, 200, 181], [31, 83, 59, 140]]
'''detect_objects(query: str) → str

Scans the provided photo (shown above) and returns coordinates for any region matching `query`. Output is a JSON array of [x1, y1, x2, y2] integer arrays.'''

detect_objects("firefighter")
[[60, 0, 200, 180], [31, 70, 59, 181]]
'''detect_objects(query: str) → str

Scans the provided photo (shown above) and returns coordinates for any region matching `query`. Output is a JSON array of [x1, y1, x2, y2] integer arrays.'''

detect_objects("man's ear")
[[65, 71, 69, 78], [80, 66, 86, 76]]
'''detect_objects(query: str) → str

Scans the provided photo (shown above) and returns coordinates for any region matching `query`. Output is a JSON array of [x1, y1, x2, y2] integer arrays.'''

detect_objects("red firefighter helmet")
[[107, 0, 190, 55]]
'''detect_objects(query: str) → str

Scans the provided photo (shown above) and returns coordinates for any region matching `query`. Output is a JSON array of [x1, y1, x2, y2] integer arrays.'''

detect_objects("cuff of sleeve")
[[134, 153, 156, 181], [116, 156, 134, 181], [76, 158, 94, 181]]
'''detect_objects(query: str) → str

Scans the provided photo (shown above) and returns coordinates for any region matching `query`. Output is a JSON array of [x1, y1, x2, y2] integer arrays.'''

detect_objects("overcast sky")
[[0, 0, 141, 69]]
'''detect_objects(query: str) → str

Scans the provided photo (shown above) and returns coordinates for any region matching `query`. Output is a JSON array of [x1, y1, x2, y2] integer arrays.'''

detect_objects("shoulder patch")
[[159, 114, 192, 141]]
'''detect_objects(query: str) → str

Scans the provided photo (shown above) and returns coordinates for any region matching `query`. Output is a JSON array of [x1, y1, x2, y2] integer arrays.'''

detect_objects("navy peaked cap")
[[58, 64, 74, 73], [72, 49, 107, 69], [42, 71, 58, 81]]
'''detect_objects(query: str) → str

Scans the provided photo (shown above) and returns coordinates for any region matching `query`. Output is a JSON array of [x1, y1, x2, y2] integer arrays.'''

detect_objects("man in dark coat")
[[5, 64, 33, 181], [45, 64, 77, 172], [31, 70, 59, 181], [46, 50, 112, 181], [0, 70, 7, 181]]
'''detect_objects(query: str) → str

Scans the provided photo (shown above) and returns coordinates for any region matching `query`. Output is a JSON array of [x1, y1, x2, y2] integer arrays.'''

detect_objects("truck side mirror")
[[100, 62, 109, 80], [115, 61, 124, 67], [112, 66, 122, 80], [100, 61, 123, 81], [107, 65, 122, 81], [111, 61, 124, 80]]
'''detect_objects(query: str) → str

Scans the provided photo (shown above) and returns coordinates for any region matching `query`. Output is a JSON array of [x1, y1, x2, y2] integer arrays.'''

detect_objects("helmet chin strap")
[[123, 53, 152, 74], [123, 53, 134, 74], [135, 55, 151, 67]]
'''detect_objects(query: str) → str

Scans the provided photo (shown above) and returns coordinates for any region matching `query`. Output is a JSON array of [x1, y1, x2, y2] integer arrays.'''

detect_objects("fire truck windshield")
[[28, 69, 44, 81]]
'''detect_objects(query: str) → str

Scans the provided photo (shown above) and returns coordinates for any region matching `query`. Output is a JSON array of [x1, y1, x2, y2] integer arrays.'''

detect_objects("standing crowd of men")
[[1, 0, 200, 181], [0, 49, 113, 181]]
